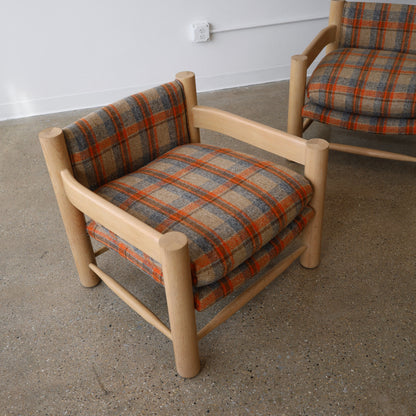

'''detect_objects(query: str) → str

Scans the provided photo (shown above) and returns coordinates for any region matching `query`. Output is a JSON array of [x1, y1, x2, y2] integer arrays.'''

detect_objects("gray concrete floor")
[[1, 80, 415, 415]]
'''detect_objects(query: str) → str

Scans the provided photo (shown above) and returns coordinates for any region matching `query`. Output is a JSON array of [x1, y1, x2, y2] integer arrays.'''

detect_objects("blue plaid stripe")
[[307, 48, 416, 119], [341, 2, 416, 54], [87, 144, 313, 287], [63, 81, 189, 190]]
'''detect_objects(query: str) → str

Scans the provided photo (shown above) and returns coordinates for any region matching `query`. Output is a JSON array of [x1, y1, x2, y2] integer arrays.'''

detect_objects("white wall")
[[1, 0, 332, 120]]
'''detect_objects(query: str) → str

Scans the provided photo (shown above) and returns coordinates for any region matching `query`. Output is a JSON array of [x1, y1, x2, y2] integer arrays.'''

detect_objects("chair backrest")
[[340, 1, 416, 53], [63, 81, 189, 191]]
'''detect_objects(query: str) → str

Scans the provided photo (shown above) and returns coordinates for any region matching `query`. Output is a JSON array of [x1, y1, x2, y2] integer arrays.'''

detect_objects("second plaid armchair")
[[288, 0, 416, 162]]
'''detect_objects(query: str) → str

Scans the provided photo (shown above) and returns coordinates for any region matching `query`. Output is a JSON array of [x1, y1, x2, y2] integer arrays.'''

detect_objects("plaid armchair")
[[288, 0, 416, 162], [39, 72, 328, 378]]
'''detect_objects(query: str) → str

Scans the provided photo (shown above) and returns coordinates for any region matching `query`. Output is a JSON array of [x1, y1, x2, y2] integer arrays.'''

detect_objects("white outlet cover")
[[191, 22, 210, 42]]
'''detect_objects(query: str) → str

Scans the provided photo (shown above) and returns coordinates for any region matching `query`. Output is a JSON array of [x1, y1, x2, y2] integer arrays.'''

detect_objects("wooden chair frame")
[[40, 71, 329, 378], [287, 0, 416, 163]]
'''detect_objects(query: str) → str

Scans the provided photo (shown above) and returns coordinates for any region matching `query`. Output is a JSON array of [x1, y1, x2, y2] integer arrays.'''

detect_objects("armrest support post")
[[287, 25, 337, 138], [159, 232, 200, 378], [39, 128, 99, 287], [301, 139, 329, 268], [327, 0, 345, 53], [176, 71, 201, 143], [288, 55, 308, 137]]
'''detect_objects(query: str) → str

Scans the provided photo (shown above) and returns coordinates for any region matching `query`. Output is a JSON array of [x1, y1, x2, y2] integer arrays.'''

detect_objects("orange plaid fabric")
[[306, 48, 416, 119], [63, 81, 189, 190], [341, 2, 416, 54], [194, 207, 313, 311], [87, 144, 314, 310], [302, 101, 416, 135], [302, 1, 416, 134]]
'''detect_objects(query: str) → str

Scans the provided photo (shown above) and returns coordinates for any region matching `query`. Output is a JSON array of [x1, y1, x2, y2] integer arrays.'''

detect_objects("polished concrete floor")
[[1, 80, 415, 415]]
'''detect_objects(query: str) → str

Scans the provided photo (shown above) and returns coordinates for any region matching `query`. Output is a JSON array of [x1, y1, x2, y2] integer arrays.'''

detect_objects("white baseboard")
[[196, 65, 291, 91], [0, 65, 292, 121], [0, 83, 156, 121]]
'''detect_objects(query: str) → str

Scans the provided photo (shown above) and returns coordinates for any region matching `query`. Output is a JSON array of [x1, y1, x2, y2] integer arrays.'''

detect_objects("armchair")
[[39, 71, 328, 378], [288, 0, 416, 162]]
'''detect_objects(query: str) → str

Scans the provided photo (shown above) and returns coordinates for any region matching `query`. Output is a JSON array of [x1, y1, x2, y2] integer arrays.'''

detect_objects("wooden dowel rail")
[[329, 143, 416, 162], [197, 246, 306, 340], [302, 24, 337, 67], [192, 105, 307, 165], [89, 264, 172, 340], [303, 118, 314, 132], [94, 247, 109, 257]]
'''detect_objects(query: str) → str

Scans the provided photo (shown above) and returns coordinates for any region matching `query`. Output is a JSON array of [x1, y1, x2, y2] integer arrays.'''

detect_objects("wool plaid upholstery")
[[341, 2, 416, 54], [87, 144, 314, 310], [63, 81, 189, 191], [194, 207, 313, 311], [306, 48, 416, 119], [302, 101, 416, 135], [302, 2, 416, 134]]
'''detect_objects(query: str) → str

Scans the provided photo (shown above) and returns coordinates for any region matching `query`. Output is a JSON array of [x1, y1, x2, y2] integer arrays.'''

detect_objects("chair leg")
[[61, 208, 99, 287], [39, 127, 99, 287], [287, 55, 308, 137], [301, 139, 329, 268], [159, 232, 200, 378]]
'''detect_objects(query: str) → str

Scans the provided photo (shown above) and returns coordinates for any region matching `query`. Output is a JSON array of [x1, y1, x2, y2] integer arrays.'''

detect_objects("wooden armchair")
[[288, 0, 416, 162], [39, 71, 328, 378]]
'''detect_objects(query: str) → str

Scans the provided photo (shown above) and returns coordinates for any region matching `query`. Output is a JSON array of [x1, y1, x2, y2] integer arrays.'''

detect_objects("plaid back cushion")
[[341, 2, 416, 53], [63, 81, 189, 190], [87, 144, 313, 288]]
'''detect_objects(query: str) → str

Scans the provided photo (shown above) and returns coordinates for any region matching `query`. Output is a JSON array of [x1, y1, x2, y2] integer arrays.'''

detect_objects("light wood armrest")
[[287, 25, 337, 137], [301, 24, 337, 68], [61, 169, 163, 262], [192, 105, 307, 164]]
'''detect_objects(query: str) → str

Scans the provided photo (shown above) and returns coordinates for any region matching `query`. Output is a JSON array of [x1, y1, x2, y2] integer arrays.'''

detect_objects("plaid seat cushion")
[[87, 143, 313, 293], [63, 81, 189, 191], [194, 207, 313, 311], [302, 101, 416, 135], [306, 48, 416, 119], [341, 2, 416, 54]]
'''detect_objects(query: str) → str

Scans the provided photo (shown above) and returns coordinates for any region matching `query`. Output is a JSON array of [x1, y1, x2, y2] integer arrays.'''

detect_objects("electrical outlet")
[[191, 22, 210, 42]]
